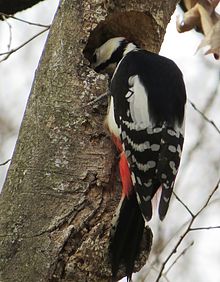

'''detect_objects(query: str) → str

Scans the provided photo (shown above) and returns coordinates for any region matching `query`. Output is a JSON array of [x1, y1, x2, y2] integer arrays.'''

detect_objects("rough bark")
[[0, 0, 45, 16], [0, 0, 179, 281]]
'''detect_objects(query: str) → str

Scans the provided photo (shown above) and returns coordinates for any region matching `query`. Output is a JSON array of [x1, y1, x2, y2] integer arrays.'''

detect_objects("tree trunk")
[[0, 0, 179, 281]]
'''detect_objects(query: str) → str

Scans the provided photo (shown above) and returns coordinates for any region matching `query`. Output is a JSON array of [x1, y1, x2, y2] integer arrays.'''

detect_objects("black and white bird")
[[91, 37, 186, 281]]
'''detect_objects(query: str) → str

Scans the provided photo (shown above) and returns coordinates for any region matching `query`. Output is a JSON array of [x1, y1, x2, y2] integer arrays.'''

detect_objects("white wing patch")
[[126, 75, 151, 130]]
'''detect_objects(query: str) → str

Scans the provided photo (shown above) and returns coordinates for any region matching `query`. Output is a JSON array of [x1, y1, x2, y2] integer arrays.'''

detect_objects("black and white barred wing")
[[156, 125, 184, 220], [118, 75, 184, 221]]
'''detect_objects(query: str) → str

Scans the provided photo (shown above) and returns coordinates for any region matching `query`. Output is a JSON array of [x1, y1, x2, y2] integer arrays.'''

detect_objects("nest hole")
[[83, 10, 162, 62]]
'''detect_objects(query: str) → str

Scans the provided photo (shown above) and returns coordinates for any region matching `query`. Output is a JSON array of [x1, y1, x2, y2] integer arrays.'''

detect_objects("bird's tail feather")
[[109, 192, 145, 281]]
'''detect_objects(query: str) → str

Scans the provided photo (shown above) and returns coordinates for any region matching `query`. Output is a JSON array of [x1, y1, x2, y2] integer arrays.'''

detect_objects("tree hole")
[[83, 10, 162, 63]]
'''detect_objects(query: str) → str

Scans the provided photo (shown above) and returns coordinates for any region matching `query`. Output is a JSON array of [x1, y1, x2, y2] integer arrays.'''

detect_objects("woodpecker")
[[91, 37, 186, 281]]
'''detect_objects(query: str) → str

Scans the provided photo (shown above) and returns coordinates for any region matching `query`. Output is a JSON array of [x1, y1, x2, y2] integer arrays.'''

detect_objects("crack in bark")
[[49, 186, 106, 281]]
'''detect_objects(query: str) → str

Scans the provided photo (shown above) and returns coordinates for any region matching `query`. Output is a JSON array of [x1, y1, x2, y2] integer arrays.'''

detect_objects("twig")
[[0, 12, 50, 28], [155, 177, 220, 282], [173, 191, 194, 217], [188, 99, 220, 135], [2, 16, 13, 52], [164, 241, 194, 276], [146, 217, 191, 280], [0, 26, 50, 62], [175, 81, 219, 189], [0, 159, 11, 166], [190, 225, 220, 231], [196, 179, 220, 216], [86, 92, 108, 106]]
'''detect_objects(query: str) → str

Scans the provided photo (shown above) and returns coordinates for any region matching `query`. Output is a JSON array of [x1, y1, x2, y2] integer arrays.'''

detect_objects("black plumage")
[[92, 37, 187, 281]]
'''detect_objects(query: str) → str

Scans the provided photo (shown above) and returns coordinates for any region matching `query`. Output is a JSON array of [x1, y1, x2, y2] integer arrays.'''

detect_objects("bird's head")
[[91, 37, 137, 75]]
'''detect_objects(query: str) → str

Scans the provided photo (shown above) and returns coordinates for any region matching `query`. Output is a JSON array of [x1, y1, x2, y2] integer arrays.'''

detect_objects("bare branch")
[[154, 177, 220, 282], [173, 191, 195, 217], [175, 79, 219, 191], [190, 225, 220, 231], [188, 99, 220, 135], [0, 12, 50, 28], [0, 26, 50, 62], [0, 159, 11, 166], [195, 178, 220, 217], [2, 16, 13, 52], [164, 241, 194, 276]]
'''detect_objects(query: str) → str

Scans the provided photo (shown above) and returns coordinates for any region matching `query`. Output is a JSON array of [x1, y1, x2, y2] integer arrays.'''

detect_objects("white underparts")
[[106, 97, 120, 138]]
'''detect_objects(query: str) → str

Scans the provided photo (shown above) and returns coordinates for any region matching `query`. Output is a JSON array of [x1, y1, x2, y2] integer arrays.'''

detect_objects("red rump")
[[111, 134, 123, 152], [119, 152, 133, 197], [111, 134, 133, 197]]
